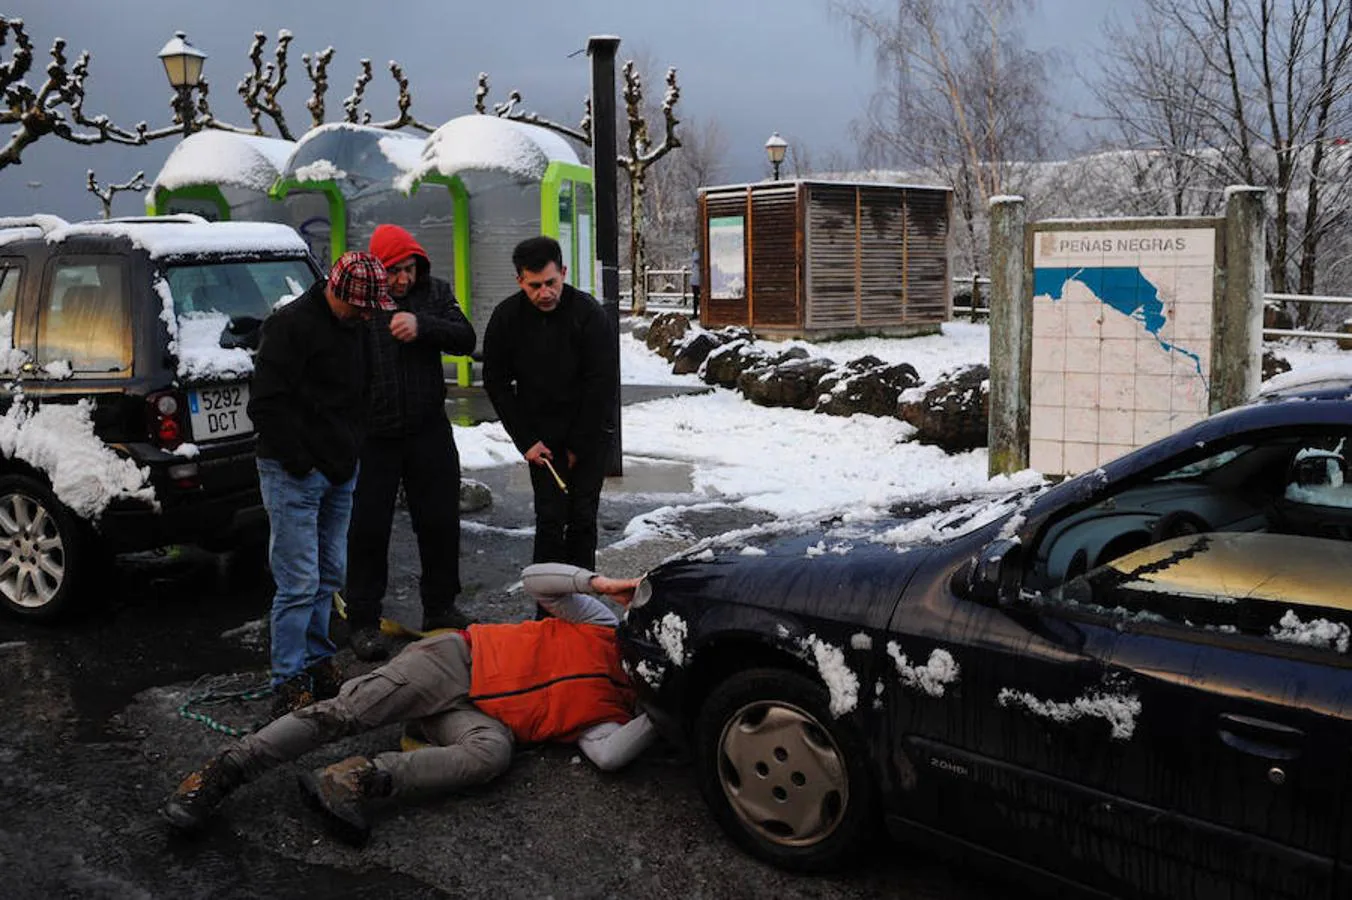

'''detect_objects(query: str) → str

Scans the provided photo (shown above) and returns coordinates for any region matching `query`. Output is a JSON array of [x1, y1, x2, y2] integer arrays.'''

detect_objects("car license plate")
[[188, 384, 253, 440]]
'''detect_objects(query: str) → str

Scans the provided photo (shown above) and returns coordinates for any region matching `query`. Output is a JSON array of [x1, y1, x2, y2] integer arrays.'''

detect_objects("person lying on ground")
[[161, 563, 657, 846]]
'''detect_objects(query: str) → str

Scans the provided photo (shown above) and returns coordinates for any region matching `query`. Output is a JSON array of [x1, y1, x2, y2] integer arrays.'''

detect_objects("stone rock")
[[672, 332, 724, 375], [738, 357, 838, 410], [1262, 350, 1292, 381], [645, 312, 691, 360], [459, 478, 493, 514], [816, 358, 921, 418], [897, 364, 990, 453], [701, 339, 770, 388], [1262, 302, 1295, 332], [630, 320, 651, 343]]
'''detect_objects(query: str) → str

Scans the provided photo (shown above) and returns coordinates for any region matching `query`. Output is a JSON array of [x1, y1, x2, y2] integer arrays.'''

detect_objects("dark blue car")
[[619, 369, 1352, 899]]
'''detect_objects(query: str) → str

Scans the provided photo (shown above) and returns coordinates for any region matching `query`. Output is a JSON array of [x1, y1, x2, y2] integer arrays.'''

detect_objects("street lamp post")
[[157, 32, 208, 136], [764, 131, 788, 181]]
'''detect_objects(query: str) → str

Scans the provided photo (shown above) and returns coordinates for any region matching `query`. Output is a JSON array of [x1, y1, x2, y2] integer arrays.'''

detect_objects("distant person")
[[161, 563, 656, 847], [482, 236, 618, 586], [689, 247, 701, 319], [344, 225, 478, 663], [248, 251, 393, 718]]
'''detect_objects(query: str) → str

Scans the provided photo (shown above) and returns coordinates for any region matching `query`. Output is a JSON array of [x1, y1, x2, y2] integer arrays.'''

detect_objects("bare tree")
[[831, 0, 1053, 271], [474, 62, 682, 315], [85, 168, 146, 219], [0, 20, 441, 172], [1100, 0, 1352, 302]]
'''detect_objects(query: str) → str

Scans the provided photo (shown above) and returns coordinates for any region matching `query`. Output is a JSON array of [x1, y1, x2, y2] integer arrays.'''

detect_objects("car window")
[[164, 259, 313, 320], [38, 258, 131, 374], [0, 261, 22, 362], [1155, 445, 1251, 480], [1049, 532, 1352, 654]]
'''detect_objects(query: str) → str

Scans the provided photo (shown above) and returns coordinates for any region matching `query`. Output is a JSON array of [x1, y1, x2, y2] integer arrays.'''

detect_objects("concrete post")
[[987, 196, 1030, 477], [1213, 186, 1266, 412]]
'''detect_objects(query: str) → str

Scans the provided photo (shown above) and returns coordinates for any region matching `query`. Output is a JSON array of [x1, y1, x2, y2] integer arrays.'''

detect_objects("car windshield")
[[163, 259, 313, 321]]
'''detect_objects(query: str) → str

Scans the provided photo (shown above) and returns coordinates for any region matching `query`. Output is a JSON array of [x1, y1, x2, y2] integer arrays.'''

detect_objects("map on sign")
[[1029, 226, 1217, 476]]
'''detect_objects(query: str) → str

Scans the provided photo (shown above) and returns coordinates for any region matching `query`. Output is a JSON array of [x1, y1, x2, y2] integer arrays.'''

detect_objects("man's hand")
[[390, 311, 418, 342], [524, 441, 553, 466], [567, 449, 577, 469], [590, 574, 641, 605]]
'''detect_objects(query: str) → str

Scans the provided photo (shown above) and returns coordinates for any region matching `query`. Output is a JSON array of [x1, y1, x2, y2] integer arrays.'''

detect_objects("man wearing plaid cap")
[[248, 251, 396, 718]]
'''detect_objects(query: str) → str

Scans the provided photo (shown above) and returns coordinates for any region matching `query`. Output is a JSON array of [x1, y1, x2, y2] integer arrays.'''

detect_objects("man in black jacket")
[[483, 236, 617, 582], [249, 251, 391, 717], [345, 225, 477, 662]]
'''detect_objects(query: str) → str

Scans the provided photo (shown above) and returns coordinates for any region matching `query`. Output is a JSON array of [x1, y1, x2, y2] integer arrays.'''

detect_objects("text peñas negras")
[[1057, 235, 1189, 253]]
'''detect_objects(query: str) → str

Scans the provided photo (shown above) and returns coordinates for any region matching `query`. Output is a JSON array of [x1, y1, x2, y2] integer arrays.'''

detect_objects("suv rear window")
[[40, 259, 131, 374], [164, 259, 314, 321]]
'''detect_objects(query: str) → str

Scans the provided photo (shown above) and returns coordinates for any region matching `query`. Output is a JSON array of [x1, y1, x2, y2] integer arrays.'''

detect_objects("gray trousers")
[[226, 632, 513, 799]]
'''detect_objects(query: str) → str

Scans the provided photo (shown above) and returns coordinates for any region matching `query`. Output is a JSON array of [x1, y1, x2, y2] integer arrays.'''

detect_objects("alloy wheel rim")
[[0, 491, 65, 608], [716, 699, 848, 848]]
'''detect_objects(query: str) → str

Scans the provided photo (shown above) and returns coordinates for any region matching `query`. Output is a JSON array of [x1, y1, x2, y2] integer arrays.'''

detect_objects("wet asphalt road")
[[0, 463, 1025, 900]]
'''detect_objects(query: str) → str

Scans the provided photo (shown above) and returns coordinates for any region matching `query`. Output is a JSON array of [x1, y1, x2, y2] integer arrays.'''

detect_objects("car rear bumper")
[[99, 486, 266, 553]]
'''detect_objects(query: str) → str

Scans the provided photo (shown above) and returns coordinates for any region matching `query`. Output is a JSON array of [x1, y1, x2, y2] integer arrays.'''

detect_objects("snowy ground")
[[455, 322, 1349, 543]]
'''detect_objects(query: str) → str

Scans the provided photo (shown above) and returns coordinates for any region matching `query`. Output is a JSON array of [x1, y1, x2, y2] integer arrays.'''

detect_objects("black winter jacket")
[[482, 284, 616, 456], [365, 269, 476, 437], [248, 282, 370, 483]]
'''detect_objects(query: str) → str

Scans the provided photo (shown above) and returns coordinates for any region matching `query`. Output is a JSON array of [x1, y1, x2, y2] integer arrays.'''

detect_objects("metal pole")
[[588, 36, 623, 477]]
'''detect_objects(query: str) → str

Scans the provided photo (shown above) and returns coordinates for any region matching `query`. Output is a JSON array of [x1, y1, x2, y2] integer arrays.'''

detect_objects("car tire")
[[0, 474, 89, 620], [694, 667, 877, 872]]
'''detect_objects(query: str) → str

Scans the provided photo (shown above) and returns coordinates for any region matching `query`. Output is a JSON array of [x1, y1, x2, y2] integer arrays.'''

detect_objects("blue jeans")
[[257, 458, 357, 685]]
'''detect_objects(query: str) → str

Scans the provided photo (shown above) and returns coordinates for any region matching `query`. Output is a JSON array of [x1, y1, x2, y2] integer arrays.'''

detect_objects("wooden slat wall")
[[702, 189, 751, 326], [749, 184, 799, 327], [858, 188, 906, 325], [901, 188, 950, 323], [804, 184, 859, 328]]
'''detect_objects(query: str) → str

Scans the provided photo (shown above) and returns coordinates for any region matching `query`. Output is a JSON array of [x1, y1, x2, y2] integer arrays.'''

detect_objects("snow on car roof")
[[1258, 359, 1352, 396], [151, 131, 296, 193], [45, 216, 309, 258], [399, 114, 582, 191]]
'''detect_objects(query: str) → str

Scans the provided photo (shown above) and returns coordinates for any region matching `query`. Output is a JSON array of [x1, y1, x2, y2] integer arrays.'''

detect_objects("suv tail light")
[[146, 390, 188, 450]]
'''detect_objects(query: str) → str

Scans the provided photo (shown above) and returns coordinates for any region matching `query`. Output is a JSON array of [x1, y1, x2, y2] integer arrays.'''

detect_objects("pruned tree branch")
[[236, 30, 292, 139], [364, 60, 435, 132], [304, 46, 334, 127], [86, 168, 146, 219], [343, 58, 373, 123], [474, 72, 592, 144]]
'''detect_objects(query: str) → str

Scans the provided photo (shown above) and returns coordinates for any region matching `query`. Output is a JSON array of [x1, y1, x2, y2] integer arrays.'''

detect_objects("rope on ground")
[[177, 672, 273, 737]]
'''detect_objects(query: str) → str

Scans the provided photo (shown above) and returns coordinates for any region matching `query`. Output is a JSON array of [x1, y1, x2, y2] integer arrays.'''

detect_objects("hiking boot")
[[421, 605, 472, 632], [349, 625, 391, 662], [296, 755, 393, 847], [270, 672, 315, 720], [305, 656, 344, 701], [161, 752, 244, 832]]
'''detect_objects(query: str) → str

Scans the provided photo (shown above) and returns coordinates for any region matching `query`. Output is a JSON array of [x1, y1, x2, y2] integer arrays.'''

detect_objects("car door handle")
[[1217, 713, 1303, 760]]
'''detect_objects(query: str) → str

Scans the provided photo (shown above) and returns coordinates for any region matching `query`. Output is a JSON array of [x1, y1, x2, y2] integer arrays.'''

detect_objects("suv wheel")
[[0, 475, 86, 619]]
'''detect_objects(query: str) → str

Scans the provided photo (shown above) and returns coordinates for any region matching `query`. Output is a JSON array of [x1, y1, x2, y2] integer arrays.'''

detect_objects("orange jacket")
[[466, 619, 635, 744]]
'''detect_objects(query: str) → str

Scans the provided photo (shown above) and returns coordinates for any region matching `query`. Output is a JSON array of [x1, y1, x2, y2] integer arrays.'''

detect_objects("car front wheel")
[[694, 667, 877, 872], [0, 474, 86, 620]]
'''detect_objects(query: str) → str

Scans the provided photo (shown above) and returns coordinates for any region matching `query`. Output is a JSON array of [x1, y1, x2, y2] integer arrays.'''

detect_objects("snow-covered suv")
[[0, 214, 321, 619]]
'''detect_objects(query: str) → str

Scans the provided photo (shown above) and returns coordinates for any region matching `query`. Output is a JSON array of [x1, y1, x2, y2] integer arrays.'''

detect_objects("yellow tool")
[[543, 457, 568, 493]]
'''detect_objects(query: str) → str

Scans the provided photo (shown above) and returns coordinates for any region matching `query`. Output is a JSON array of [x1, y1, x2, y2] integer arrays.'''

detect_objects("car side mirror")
[[967, 538, 1023, 608]]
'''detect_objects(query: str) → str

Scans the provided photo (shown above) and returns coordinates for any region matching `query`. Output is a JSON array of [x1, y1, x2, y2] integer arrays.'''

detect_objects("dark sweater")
[[482, 284, 616, 455], [248, 282, 370, 483], [365, 270, 476, 437]]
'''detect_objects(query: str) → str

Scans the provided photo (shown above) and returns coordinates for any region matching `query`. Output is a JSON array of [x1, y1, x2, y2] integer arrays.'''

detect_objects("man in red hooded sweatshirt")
[[348, 224, 477, 661]]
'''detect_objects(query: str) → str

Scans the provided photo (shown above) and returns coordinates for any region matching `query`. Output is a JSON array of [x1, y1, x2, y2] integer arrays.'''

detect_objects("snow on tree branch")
[[304, 46, 334, 127], [237, 30, 292, 139]]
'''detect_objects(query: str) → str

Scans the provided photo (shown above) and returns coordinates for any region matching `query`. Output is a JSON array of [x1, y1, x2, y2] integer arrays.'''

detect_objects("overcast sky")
[[1, 0, 1138, 220]]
